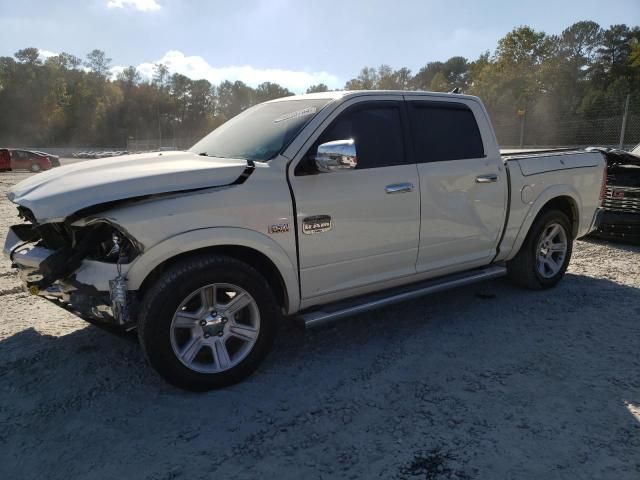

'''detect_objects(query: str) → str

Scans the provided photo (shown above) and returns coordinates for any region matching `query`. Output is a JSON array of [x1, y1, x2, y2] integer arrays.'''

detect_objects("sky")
[[1, 0, 639, 92]]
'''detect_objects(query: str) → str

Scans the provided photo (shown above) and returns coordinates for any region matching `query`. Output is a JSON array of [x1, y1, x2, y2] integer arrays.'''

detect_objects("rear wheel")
[[137, 255, 279, 391], [507, 210, 573, 289]]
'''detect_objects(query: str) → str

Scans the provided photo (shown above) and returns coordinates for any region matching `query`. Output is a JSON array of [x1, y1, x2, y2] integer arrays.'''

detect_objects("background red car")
[[8, 149, 53, 172], [0, 149, 10, 171]]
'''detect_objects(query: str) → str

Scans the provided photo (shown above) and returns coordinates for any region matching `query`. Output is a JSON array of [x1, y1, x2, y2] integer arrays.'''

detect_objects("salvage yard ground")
[[1, 171, 639, 479]]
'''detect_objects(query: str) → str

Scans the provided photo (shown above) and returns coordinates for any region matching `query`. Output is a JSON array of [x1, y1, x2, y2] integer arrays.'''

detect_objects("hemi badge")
[[268, 223, 290, 234], [302, 215, 332, 234]]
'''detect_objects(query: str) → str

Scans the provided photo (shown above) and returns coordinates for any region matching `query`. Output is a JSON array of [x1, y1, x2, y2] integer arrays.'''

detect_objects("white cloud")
[[38, 49, 58, 60], [113, 50, 341, 93], [39, 47, 341, 93], [107, 0, 161, 12]]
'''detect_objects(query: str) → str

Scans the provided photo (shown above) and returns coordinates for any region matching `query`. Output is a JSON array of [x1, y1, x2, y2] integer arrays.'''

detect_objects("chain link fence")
[[126, 137, 199, 152], [491, 94, 639, 149]]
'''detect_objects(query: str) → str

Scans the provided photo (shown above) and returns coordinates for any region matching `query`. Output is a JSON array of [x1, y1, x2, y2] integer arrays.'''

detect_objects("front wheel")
[[137, 255, 279, 391], [30, 163, 42, 172], [507, 210, 573, 290]]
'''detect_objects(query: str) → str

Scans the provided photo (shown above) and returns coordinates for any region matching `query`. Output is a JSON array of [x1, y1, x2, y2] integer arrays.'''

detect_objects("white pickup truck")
[[4, 90, 606, 390]]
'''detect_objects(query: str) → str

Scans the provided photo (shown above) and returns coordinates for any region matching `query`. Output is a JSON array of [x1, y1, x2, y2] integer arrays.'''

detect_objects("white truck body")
[[5, 90, 605, 315], [3, 90, 606, 388]]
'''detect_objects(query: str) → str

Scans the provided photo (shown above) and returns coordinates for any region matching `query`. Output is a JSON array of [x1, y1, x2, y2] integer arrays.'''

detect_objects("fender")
[[126, 227, 300, 314], [503, 184, 581, 261]]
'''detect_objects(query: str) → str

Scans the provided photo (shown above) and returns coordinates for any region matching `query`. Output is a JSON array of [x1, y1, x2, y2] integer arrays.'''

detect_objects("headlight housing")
[[71, 221, 139, 263]]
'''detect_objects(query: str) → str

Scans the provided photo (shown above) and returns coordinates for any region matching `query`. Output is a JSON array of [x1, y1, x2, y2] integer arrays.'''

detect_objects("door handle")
[[385, 183, 414, 194], [476, 174, 499, 183]]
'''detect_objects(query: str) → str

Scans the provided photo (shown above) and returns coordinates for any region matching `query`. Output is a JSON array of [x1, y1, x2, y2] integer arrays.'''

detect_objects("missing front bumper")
[[3, 225, 137, 327]]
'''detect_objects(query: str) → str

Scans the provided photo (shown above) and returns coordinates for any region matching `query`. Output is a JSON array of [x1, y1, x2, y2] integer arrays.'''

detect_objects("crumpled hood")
[[8, 151, 249, 221]]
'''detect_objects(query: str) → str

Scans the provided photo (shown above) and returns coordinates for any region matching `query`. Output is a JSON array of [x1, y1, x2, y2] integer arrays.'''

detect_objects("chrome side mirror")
[[315, 139, 357, 172]]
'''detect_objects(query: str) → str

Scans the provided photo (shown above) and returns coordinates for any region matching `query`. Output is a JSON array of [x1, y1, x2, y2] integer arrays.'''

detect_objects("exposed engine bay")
[[7, 209, 140, 327]]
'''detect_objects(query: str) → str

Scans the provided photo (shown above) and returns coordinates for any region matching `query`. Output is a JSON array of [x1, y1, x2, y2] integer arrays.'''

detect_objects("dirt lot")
[[1, 171, 639, 480]]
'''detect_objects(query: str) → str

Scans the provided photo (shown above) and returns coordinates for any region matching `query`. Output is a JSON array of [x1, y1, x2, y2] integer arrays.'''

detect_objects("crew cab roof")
[[265, 90, 481, 103]]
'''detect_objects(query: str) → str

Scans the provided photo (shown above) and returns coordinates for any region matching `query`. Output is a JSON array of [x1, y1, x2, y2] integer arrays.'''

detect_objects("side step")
[[298, 265, 507, 329]]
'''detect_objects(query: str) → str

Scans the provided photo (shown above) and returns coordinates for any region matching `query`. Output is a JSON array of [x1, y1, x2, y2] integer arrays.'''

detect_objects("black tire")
[[507, 209, 573, 290], [137, 254, 279, 391], [30, 163, 41, 172]]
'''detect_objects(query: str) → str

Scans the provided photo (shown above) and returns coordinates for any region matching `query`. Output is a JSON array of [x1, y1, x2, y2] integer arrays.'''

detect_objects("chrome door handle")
[[385, 183, 414, 194], [476, 174, 499, 183]]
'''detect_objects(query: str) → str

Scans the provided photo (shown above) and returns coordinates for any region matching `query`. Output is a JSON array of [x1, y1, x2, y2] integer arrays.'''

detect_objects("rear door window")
[[409, 101, 484, 162]]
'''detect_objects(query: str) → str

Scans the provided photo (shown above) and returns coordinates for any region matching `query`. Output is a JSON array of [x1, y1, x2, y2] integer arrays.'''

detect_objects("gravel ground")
[[0, 171, 639, 480]]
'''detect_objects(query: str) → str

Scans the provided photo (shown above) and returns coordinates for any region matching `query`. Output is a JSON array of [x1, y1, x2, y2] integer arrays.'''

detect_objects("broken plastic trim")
[[32, 224, 113, 291], [8, 220, 139, 292]]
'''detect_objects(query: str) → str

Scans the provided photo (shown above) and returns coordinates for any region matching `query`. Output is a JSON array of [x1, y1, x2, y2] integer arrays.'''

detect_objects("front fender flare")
[[126, 227, 300, 314]]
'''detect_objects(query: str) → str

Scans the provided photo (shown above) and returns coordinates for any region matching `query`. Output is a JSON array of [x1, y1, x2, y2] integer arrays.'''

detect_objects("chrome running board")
[[299, 265, 506, 329]]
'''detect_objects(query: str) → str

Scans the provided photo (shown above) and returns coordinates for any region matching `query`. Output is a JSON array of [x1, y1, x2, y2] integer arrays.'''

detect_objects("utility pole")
[[518, 108, 526, 148], [619, 94, 630, 150], [158, 102, 162, 150]]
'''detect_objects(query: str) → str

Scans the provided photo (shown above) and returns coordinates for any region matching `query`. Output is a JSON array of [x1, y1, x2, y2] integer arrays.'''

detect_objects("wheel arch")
[[538, 195, 579, 238], [127, 228, 300, 314], [505, 187, 581, 261]]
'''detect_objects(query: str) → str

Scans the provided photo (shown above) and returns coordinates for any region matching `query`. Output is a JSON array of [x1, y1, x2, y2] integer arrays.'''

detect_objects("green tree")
[[117, 66, 142, 85], [85, 49, 112, 77], [47, 52, 82, 70], [1, 20, 640, 149], [429, 72, 449, 92], [15, 48, 41, 65], [255, 82, 293, 102], [345, 66, 379, 90], [153, 63, 170, 89], [559, 21, 602, 64], [216, 80, 255, 120], [306, 83, 329, 93], [412, 61, 444, 90]]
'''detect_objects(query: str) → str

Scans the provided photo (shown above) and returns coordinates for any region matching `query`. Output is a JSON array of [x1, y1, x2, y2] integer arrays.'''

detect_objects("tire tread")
[[137, 254, 279, 391], [507, 210, 573, 290]]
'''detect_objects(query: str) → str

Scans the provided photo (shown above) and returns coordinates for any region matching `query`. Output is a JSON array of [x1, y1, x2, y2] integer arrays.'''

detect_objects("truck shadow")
[[1, 273, 639, 478]]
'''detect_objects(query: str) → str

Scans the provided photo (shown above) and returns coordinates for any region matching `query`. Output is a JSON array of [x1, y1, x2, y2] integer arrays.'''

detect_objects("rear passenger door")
[[405, 96, 507, 274]]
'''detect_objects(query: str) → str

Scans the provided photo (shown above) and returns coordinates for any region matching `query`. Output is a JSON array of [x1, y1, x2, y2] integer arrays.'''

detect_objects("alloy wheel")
[[169, 283, 260, 373]]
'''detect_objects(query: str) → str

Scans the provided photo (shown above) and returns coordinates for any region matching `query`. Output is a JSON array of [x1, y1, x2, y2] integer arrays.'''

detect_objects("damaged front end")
[[4, 208, 140, 328], [589, 148, 640, 244], [3, 151, 257, 328]]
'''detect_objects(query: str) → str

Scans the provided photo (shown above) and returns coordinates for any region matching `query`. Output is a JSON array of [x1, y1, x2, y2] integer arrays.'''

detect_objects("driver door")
[[289, 98, 421, 304]]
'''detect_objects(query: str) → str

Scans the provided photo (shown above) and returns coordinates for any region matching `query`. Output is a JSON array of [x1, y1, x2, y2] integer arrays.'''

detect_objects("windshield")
[[190, 99, 331, 161]]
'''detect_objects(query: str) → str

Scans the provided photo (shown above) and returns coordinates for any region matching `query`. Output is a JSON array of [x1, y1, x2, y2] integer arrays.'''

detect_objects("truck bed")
[[500, 147, 579, 156], [501, 149, 602, 176]]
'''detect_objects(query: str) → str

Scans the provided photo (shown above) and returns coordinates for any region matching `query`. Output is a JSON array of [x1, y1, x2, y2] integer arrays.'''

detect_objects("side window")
[[298, 103, 405, 173], [409, 102, 484, 162]]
